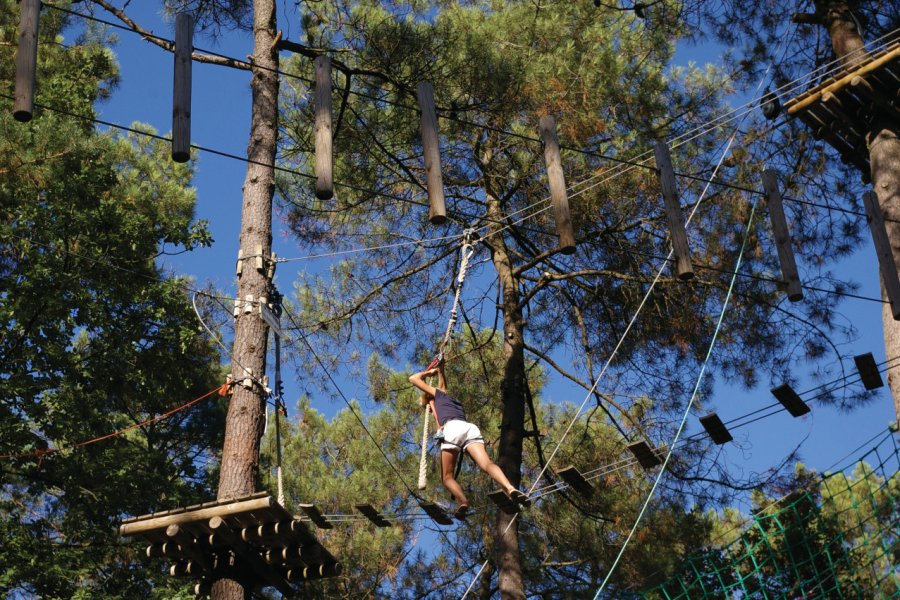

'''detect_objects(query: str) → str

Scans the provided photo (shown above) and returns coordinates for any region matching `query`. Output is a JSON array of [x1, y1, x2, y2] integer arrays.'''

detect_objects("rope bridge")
[[639, 427, 900, 599]]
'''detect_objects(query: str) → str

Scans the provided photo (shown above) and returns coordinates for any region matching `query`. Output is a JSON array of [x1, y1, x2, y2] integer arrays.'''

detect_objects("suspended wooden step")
[[653, 141, 694, 280], [770, 383, 811, 417], [862, 191, 900, 320], [627, 440, 663, 469], [761, 169, 803, 302], [297, 503, 332, 529], [784, 41, 900, 181], [854, 352, 884, 390], [555, 466, 594, 497], [355, 504, 391, 527], [119, 493, 339, 595], [487, 490, 518, 514], [418, 501, 453, 525], [699, 412, 733, 445], [171, 13, 193, 163], [539, 115, 576, 255]]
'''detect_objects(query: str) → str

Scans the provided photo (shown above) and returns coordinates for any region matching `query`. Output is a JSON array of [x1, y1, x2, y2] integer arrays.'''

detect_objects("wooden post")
[[314, 56, 333, 200], [862, 191, 900, 320], [416, 82, 446, 225], [171, 13, 193, 162], [539, 115, 576, 255], [13, 0, 40, 122], [653, 141, 694, 279], [762, 169, 803, 301]]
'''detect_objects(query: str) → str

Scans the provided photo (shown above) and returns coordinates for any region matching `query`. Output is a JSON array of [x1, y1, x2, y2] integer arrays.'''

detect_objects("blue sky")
[[61, 2, 898, 508]]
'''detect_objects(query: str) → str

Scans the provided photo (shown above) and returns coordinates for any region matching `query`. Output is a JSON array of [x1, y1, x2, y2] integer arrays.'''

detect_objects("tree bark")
[[213, 1, 278, 598], [485, 192, 527, 600], [814, 0, 900, 426]]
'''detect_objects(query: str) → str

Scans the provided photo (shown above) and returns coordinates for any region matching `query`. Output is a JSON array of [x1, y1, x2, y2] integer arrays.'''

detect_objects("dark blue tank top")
[[433, 389, 466, 425]]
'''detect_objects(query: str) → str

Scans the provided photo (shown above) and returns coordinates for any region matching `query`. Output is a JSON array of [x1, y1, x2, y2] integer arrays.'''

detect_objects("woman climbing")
[[409, 359, 530, 519]]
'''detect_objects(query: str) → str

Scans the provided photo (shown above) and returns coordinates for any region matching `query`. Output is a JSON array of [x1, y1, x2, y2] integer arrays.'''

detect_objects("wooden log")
[[770, 383, 811, 417], [556, 466, 594, 497], [653, 141, 694, 280], [851, 76, 900, 120], [627, 440, 663, 469], [167, 524, 211, 572], [314, 56, 334, 200], [208, 516, 293, 596], [355, 504, 391, 527], [418, 501, 453, 525], [862, 191, 900, 320], [698, 412, 733, 445], [120, 495, 276, 537], [416, 81, 446, 225], [13, 0, 40, 122], [762, 169, 803, 301], [853, 352, 884, 390], [538, 115, 576, 255], [281, 543, 325, 565], [285, 561, 342, 581], [171, 13, 193, 162], [298, 503, 332, 529]]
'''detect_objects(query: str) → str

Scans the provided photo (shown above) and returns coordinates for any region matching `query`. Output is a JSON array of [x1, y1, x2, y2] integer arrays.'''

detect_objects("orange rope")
[[0, 383, 228, 460]]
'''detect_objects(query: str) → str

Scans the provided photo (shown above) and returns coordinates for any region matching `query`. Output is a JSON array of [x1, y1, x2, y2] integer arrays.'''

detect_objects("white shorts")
[[440, 420, 483, 452]]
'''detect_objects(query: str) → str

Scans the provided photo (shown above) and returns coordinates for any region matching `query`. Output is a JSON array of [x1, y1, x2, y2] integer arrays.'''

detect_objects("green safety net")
[[639, 428, 900, 599]]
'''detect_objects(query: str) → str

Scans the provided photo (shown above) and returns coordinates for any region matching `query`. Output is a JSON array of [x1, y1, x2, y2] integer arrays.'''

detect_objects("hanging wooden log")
[[627, 440, 663, 469], [556, 466, 594, 497], [771, 383, 810, 417], [539, 115, 576, 255], [699, 412, 733, 445], [13, 0, 40, 122], [171, 13, 193, 163], [653, 141, 694, 280], [854, 352, 884, 390], [314, 55, 333, 200], [762, 169, 803, 302], [416, 81, 446, 225], [862, 191, 900, 320]]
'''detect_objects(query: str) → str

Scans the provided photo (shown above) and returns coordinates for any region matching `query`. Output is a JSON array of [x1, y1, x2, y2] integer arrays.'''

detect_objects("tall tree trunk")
[[212, 1, 278, 598], [486, 192, 527, 600], [813, 0, 900, 427]]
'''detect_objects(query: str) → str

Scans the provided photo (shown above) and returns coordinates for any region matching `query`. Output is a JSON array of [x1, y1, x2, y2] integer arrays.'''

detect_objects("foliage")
[[0, 2, 224, 596]]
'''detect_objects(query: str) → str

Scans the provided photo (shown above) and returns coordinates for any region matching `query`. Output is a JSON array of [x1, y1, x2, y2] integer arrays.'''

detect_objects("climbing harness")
[[417, 229, 478, 490]]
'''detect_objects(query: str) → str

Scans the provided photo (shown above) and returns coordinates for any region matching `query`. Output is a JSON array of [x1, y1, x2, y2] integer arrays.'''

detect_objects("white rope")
[[418, 404, 431, 490]]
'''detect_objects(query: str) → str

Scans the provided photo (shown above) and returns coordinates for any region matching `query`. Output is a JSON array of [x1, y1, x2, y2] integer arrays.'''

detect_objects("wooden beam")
[[355, 504, 391, 527], [120, 495, 275, 537], [538, 115, 576, 255], [416, 81, 446, 225], [166, 524, 211, 572], [762, 169, 803, 301], [556, 466, 594, 497], [314, 55, 333, 200], [862, 191, 900, 320], [653, 141, 694, 280], [208, 516, 293, 596], [851, 76, 900, 121], [13, 0, 40, 122], [171, 13, 193, 162], [627, 440, 663, 469], [698, 412, 733, 445], [298, 503, 332, 529], [854, 352, 884, 390], [418, 501, 453, 525], [771, 383, 811, 417]]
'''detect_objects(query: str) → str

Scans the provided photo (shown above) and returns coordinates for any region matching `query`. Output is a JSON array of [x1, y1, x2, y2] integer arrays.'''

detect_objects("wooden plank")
[[627, 440, 663, 469], [119, 495, 275, 537], [699, 412, 733, 445], [487, 490, 517, 514], [171, 13, 193, 162], [771, 383, 811, 417], [314, 55, 334, 200], [653, 141, 694, 280], [355, 504, 391, 527], [298, 503, 333, 529], [854, 352, 884, 390], [416, 81, 446, 225], [538, 115, 576, 255], [13, 0, 40, 122], [208, 516, 293, 596], [762, 169, 803, 301], [556, 466, 594, 497], [863, 191, 900, 320], [418, 501, 453, 525]]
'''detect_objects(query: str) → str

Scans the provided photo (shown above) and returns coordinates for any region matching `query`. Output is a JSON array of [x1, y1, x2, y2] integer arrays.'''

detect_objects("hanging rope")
[[417, 229, 478, 490], [271, 290, 286, 507]]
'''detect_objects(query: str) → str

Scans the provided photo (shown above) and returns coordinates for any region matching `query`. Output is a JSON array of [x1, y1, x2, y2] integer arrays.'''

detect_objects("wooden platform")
[[120, 493, 340, 597], [784, 42, 900, 181]]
